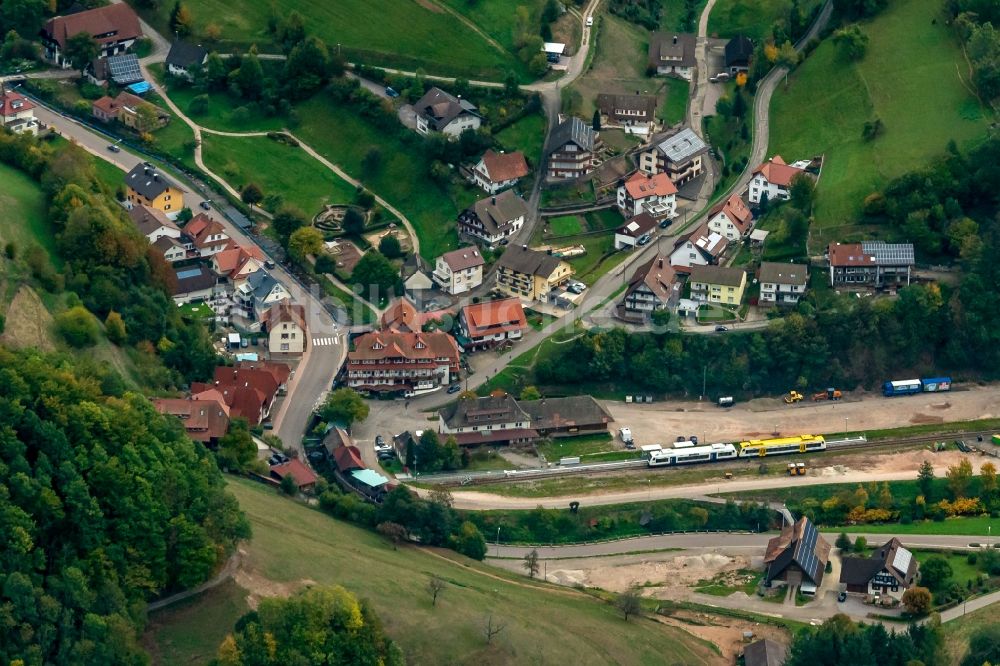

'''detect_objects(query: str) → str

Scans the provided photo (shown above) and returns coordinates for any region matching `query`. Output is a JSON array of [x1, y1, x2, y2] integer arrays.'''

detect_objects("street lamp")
[[844, 417, 849, 438], [496, 526, 502, 558]]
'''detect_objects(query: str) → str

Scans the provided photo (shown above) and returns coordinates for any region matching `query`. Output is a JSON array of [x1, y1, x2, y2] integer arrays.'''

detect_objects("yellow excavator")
[[783, 390, 804, 404]]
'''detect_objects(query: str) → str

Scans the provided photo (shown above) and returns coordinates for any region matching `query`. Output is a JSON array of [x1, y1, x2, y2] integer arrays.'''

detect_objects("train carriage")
[[648, 443, 739, 467], [736, 435, 826, 457]]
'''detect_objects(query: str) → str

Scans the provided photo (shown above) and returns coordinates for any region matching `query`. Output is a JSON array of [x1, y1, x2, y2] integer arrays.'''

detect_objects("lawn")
[[179, 302, 215, 321], [295, 92, 477, 260], [495, 111, 547, 169], [437, 0, 545, 55], [660, 0, 709, 32], [708, 0, 820, 41], [547, 214, 584, 236], [151, 116, 197, 172], [524, 308, 558, 331], [696, 303, 738, 323], [146, 478, 719, 665], [536, 433, 618, 461], [695, 569, 762, 597], [144, 579, 250, 665], [0, 162, 56, 263], [768, 0, 992, 250], [912, 549, 983, 590], [201, 134, 357, 219], [134, 0, 521, 81], [658, 77, 690, 126]]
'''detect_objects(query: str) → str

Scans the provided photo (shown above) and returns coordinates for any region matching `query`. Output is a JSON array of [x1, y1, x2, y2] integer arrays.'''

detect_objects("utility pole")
[[701, 365, 707, 401], [496, 526, 501, 558]]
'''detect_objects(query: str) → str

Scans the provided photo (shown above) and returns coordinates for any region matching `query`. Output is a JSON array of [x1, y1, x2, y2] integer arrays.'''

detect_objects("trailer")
[[883, 379, 922, 397], [920, 377, 952, 392]]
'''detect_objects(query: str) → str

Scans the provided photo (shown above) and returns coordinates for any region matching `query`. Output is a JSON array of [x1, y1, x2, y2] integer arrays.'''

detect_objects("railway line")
[[415, 428, 997, 488]]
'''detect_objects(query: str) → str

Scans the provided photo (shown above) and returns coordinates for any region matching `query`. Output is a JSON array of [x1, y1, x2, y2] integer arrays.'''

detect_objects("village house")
[[128, 204, 181, 244], [763, 516, 831, 594], [647, 32, 697, 79], [471, 149, 529, 194], [87, 53, 142, 87], [618, 255, 677, 321], [413, 87, 481, 138], [688, 264, 747, 305], [42, 4, 142, 68], [725, 35, 754, 74], [433, 247, 485, 295], [380, 297, 447, 334], [759, 261, 809, 306], [614, 212, 658, 250], [183, 214, 231, 257], [171, 264, 219, 305], [401, 254, 434, 298], [617, 171, 677, 220], [828, 241, 914, 289], [210, 244, 266, 286], [457, 190, 529, 247], [345, 330, 460, 395], [706, 193, 754, 240], [165, 40, 207, 79], [545, 116, 600, 180], [125, 163, 184, 216], [269, 459, 318, 492], [437, 394, 612, 446], [839, 537, 919, 601], [495, 245, 573, 302], [749, 155, 807, 204], [153, 236, 187, 263], [596, 92, 658, 127], [93, 91, 169, 129], [152, 397, 230, 444], [237, 270, 290, 321], [192, 361, 290, 426], [0, 87, 39, 135], [742, 639, 787, 666], [260, 302, 307, 355], [638, 127, 707, 185], [669, 226, 728, 269], [458, 297, 527, 351]]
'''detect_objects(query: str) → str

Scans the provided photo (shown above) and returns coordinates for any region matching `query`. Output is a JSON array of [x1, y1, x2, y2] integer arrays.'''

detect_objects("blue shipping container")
[[883, 379, 922, 396], [921, 377, 952, 392]]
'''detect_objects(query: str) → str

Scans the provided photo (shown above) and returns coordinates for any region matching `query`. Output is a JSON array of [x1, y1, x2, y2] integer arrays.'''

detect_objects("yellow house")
[[688, 265, 747, 305], [125, 163, 184, 216], [495, 245, 573, 302]]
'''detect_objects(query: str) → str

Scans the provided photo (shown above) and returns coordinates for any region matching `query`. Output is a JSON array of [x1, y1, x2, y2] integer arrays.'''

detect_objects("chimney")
[[522, 244, 527, 250], [673, 35, 678, 45], [491, 196, 496, 205], [547, 249, 553, 255], [144, 166, 152, 175], [658, 258, 664, 268]]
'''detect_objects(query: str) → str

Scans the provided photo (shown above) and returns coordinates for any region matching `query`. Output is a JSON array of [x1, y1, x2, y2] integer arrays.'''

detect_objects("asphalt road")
[[32, 100, 344, 453]]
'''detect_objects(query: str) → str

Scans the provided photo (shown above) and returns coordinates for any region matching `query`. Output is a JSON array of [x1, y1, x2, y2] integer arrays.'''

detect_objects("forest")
[[0, 348, 249, 664], [532, 138, 1000, 398]]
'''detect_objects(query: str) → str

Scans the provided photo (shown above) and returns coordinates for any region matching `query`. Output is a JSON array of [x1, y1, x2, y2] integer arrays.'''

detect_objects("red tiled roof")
[[235, 360, 291, 387], [0, 90, 35, 117], [92, 95, 117, 115], [212, 245, 264, 278], [752, 155, 804, 188], [380, 297, 450, 333], [43, 4, 142, 49], [153, 397, 230, 442], [270, 459, 318, 488], [462, 297, 527, 338], [480, 149, 529, 182], [348, 330, 460, 364], [709, 193, 754, 234], [261, 302, 306, 333], [333, 445, 365, 471], [193, 383, 267, 425], [440, 246, 485, 272], [623, 171, 677, 199], [828, 242, 875, 267]]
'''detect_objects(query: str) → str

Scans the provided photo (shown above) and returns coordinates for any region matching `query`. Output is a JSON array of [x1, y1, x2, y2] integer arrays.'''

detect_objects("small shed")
[[351, 469, 389, 491], [227, 333, 241, 349], [750, 229, 770, 245], [542, 42, 566, 55]]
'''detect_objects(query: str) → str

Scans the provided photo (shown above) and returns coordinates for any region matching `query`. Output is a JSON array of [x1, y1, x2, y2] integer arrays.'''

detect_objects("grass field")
[[547, 215, 584, 236], [695, 569, 762, 597], [135, 0, 520, 80], [145, 579, 250, 664], [659, 78, 690, 126], [495, 111, 547, 168], [0, 162, 56, 263], [708, 0, 820, 41], [942, 602, 990, 665], [768, 0, 992, 249], [536, 433, 618, 461], [295, 92, 476, 259], [660, 0, 709, 32], [145, 478, 719, 665], [201, 134, 357, 219], [437, 0, 545, 55]]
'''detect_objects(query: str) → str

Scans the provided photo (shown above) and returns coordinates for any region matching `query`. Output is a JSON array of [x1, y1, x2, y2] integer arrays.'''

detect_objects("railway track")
[[421, 429, 997, 488]]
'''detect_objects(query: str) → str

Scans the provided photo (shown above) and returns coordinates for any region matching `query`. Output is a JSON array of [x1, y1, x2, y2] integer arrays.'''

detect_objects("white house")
[[153, 236, 187, 263], [748, 156, 807, 204], [0, 88, 39, 135], [758, 261, 809, 306], [260, 302, 306, 355], [129, 204, 181, 244], [457, 190, 529, 247], [614, 212, 658, 250], [165, 40, 207, 79], [41, 4, 142, 68], [185, 214, 231, 257], [238, 270, 290, 320], [707, 194, 754, 241], [648, 33, 697, 80], [669, 225, 728, 268], [433, 247, 485, 295], [172, 264, 220, 305], [617, 171, 677, 219], [413, 87, 481, 138], [471, 149, 529, 194]]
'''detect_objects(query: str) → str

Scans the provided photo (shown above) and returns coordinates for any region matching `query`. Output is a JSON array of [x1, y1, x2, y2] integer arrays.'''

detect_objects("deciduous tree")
[[288, 226, 324, 261], [901, 586, 932, 615], [319, 387, 370, 427], [523, 548, 540, 578], [240, 182, 263, 208], [64, 31, 99, 74], [615, 587, 642, 621], [946, 458, 973, 499]]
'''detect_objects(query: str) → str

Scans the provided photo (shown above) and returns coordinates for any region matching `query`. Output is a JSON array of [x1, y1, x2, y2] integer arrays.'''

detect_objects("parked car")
[[637, 233, 652, 245], [107, 144, 120, 153], [199, 200, 212, 210], [715, 325, 728, 332], [659, 218, 672, 229], [838, 592, 847, 602], [385, 86, 399, 98], [619, 427, 633, 443], [447, 383, 462, 394], [264, 259, 276, 269], [586, 15, 594, 26]]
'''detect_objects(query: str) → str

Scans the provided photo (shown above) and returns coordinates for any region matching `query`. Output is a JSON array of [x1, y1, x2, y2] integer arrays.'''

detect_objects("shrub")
[[55, 306, 100, 347]]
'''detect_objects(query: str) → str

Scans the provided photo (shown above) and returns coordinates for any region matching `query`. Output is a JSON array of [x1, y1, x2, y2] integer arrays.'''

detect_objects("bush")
[[314, 253, 336, 274], [54, 306, 100, 347]]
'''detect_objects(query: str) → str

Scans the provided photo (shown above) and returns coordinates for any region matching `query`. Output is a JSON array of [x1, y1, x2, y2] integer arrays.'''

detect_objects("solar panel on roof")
[[175, 268, 203, 280], [108, 54, 142, 85], [893, 547, 912, 575]]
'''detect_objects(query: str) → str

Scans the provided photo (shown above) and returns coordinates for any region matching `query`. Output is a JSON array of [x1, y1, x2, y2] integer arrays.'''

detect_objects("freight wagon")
[[882, 377, 952, 396]]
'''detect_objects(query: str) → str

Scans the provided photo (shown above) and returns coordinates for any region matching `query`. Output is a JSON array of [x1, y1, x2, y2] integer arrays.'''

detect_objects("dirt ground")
[[1, 286, 56, 352], [606, 384, 1000, 445], [655, 610, 791, 664], [546, 552, 751, 595]]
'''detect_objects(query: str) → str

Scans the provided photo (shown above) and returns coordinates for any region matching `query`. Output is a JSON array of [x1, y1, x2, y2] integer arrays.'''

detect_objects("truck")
[[784, 391, 804, 404], [812, 388, 843, 401], [992, 434, 1000, 446], [718, 396, 734, 407]]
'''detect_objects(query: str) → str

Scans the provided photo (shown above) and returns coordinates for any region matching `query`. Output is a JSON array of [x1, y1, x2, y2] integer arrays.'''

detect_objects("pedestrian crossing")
[[312, 336, 339, 347]]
